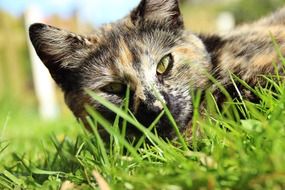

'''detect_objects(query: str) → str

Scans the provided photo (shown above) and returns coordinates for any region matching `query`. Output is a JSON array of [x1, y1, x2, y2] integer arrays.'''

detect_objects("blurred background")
[[0, 0, 284, 138]]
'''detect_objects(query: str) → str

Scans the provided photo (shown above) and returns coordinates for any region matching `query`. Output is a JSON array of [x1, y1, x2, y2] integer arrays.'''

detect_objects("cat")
[[29, 0, 285, 140]]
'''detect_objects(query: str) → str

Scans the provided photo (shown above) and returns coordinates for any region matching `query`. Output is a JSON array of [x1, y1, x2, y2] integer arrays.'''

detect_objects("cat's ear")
[[29, 23, 93, 69], [130, 0, 184, 28], [29, 23, 94, 90]]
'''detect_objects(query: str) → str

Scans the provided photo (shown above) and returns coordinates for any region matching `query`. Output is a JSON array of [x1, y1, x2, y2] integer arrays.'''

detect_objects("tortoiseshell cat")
[[29, 0, 285, 139]]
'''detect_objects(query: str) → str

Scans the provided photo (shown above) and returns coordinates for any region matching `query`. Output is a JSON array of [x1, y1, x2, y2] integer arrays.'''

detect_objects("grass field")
[[1, 2, 285, 189], [1, 68, 285, 190]]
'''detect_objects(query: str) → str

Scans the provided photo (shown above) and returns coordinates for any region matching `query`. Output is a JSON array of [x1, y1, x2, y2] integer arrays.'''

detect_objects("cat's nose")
[[135, 100, 163, 127], [132, 89, 163, 112]]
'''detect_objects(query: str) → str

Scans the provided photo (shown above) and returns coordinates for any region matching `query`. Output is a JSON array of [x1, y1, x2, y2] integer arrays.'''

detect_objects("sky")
[[0, 0, 140, 26]]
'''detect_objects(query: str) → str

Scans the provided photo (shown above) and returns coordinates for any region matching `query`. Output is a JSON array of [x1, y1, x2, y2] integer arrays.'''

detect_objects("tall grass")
[[1, 67, 285, 189]]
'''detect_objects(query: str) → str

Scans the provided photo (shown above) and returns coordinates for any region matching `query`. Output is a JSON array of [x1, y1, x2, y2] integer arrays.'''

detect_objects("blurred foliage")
[[0, 10, 81, 117], [227, 0, 284, 24], [0, 11, 34, 106], [181, 2, 221, 32]]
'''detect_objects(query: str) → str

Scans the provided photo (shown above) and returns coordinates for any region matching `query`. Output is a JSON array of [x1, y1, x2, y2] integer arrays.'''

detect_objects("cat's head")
[[29, 0, 211, 139]]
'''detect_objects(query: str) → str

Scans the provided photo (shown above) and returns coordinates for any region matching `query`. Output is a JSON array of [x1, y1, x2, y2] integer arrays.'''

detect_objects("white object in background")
[[217, 11, 235, 33], [25, 6, 58, 119]]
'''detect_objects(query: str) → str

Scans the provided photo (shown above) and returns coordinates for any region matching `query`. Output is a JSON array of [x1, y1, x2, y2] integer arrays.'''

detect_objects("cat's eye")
[[156, 54, 173, 75], [101, 82, 126, 95]]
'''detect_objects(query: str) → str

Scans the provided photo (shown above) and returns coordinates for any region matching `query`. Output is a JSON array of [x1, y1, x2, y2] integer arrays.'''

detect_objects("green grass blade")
[[86, 116, 110, 167], [86, 90, 170, 149], [134, 110, 165, 150], [121, 85, 130, 141], [191, 89, 202, 151], [152, 88, 189, 151], [0, 176, 13, 190], [85, 105, 141, 160], [30, 168, 65, 175], [2, 170, 24, 186], [229, 74, 250, 118]]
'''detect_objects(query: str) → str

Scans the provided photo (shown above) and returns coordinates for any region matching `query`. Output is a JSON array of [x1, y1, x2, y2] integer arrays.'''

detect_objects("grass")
[[1, 72, 285, 189]]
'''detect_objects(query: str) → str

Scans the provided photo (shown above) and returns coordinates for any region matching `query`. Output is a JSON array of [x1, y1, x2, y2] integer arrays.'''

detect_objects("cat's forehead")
[[87, 20, 183, 66], [105, 19, 183, 43]]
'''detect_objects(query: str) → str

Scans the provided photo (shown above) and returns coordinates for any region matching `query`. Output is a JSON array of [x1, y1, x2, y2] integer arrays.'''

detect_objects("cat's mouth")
[[130, 101, 193, 140], [127, 107, 192, 140], [89, 110, 187, 142], [83, 92, 193, 141]]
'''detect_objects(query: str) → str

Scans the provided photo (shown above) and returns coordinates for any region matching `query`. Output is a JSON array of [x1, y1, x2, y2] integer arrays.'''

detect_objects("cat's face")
[[29, 0, 211, 139]]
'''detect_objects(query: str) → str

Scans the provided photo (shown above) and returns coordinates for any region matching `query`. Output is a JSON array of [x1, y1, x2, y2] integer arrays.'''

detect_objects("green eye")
[[157, 54, 173, 75], [101, 83, 126, 95]]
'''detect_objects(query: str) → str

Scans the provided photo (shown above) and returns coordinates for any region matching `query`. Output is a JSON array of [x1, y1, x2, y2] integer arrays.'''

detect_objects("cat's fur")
[[29, 0, 285, 139]]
